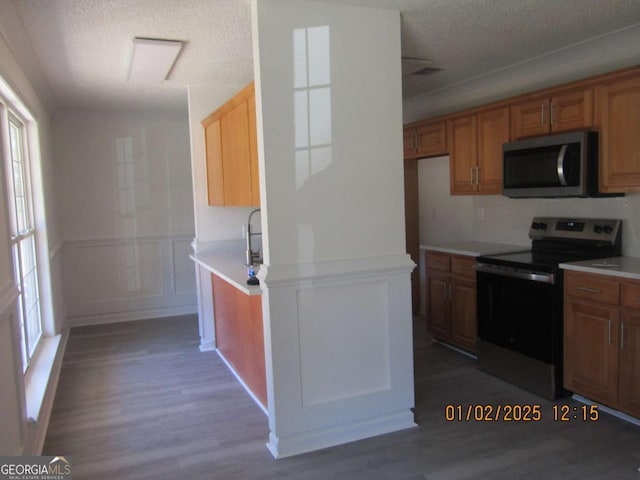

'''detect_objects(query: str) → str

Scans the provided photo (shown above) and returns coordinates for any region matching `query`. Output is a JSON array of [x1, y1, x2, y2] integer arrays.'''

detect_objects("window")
[[3, 108, 43, 372]]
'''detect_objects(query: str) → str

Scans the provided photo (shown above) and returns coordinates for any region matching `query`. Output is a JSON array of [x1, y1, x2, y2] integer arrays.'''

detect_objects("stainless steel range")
[[475, 217, 622, 399]]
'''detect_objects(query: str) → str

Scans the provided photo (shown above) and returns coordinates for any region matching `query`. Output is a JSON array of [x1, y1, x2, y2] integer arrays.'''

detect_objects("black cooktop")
[[476, 250, 609, 273]]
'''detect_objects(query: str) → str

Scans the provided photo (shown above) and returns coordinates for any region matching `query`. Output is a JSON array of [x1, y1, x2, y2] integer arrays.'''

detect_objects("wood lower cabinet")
[[564, 296, 619, 406], [212, 274, 267, 407], [202, 82, 260, 207], [564, 270, 640, 419], [425, 251, 477, 353]]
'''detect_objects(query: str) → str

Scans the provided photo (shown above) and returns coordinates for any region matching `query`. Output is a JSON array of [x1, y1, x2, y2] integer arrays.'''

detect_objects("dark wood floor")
[[44, 314, 640, 479]]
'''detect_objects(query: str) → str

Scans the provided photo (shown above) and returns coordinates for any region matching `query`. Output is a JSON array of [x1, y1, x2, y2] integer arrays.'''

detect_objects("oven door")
[[476, 267, 562, 364]]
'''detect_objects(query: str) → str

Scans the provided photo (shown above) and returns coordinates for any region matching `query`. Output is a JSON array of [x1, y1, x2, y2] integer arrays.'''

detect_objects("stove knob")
[[594, 225, 603, 233], [531, 222, 540, 230], [603, 225, 613, 234], [539, 222, 547, 230]]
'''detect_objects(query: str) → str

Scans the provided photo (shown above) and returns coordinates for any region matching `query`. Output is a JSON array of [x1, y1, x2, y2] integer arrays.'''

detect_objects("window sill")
[[23, 329, 68, 454]]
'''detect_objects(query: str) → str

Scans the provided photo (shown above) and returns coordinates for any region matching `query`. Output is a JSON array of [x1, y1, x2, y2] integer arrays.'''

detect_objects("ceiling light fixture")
[[127, 37, 183, 82]]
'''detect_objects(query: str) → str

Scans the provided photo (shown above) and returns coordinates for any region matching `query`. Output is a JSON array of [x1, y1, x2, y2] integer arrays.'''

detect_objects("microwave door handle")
[[556, 144, 568, 186]]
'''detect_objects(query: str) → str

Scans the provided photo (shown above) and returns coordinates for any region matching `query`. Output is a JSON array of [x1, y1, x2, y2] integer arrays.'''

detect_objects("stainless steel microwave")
[[502, 131, 598, 198]]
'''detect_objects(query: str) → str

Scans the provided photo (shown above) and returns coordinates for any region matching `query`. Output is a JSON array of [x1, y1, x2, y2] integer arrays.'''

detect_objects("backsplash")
[[418, 156, 640, 256]]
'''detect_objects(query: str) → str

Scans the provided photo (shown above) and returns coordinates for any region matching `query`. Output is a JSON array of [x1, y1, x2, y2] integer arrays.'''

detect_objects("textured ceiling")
[[12, 0, 640, 112]]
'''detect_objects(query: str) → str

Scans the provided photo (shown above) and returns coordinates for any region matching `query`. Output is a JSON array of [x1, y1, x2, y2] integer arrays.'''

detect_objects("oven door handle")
[[475, 263, 556, 284]]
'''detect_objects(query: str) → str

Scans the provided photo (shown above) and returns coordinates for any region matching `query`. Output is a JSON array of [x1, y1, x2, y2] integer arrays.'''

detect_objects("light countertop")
[[190, 240, 261, 296], [420, 241, 529, 257], [560, 256, 640, 281]]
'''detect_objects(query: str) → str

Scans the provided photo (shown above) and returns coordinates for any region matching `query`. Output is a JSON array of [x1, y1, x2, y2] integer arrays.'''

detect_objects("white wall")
[[418, 157, 640, 255], [0, 1, 61, 455], [253, 0, 415, 458], [54, 110, 197, 325]]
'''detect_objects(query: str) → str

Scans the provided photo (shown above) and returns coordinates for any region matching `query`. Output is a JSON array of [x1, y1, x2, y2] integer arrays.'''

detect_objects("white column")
[[252, 0, 416, 458]]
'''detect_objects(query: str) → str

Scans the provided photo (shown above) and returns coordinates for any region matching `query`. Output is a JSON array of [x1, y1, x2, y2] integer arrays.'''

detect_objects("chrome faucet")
[[245, 208, 262, 266]]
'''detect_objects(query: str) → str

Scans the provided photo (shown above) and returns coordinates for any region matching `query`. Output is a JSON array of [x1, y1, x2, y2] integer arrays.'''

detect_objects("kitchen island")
[[190, 240, 267, 411]]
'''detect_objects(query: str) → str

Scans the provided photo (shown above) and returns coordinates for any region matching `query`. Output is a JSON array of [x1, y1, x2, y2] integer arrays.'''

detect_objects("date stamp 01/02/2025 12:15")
[[444, 403, 600, 423]]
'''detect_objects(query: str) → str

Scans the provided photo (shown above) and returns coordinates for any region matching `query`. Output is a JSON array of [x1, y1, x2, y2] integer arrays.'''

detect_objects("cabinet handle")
[[608, 319, 612, 345], [470, 167, 475, 185], [550, 103, 555, 126], [475, 166, 480, 185], [416, 131, 422, 151], [621, 323, 625, 350], [576, 286, 601, 294], [541, 103, 545, 126]]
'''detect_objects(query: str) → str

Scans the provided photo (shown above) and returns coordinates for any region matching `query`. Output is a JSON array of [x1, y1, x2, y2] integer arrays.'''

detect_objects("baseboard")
[[67, 304, 197, 327], [215, 349, 268, 416], [266, 411, 417, 459], [199, 339, 216, 352]]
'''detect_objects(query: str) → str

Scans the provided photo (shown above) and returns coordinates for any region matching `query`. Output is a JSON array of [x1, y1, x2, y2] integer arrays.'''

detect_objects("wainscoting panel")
[[63, 235, 197, 326], [297, 281, 390, 406], [259, 255, 417, 458]]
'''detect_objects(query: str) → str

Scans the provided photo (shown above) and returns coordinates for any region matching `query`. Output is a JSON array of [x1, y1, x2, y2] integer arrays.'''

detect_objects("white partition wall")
[[252, 0, 416, 458]]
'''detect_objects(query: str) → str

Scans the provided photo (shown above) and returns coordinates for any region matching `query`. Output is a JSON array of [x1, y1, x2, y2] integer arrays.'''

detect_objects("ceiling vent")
[[401, 57, 442, 76]]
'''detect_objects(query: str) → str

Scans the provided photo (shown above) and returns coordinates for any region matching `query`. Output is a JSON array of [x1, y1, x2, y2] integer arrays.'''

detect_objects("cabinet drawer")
[[566, 272, 620, 304], [425, 252, 451, 272], [451, 256, 476, 279], [621, 282, 640, 309]]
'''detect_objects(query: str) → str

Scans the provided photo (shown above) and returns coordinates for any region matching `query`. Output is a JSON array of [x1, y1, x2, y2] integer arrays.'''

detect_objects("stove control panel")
[[529, 217, 622, 244]]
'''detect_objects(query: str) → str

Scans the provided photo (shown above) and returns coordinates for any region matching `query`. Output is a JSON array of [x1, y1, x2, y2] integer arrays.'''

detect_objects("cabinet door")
[[564, 298, 619, 406], [448, 115, 478, 194], [204, 118, 224, 206], [221, 101, 253, 206], [248, 94, 260, 207], [550, 88, 593, 133], [417, 121, 447, 158], [451, 276, 476, 352], [596, 74, 640, 192], [426, 271, 451, 340], [476, 106, 509, 194], [403, 128, 418, 158], [619, 310, 640, 418], [510, 98, 549, 139]]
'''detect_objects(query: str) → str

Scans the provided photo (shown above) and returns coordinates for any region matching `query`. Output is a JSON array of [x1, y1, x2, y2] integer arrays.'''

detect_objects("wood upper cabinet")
[[511, 87, 593, 139], [564, 270, 640, 419], [202, 83, 260, 207], [403, 120, 447, 159], [595, 73, 640, 193], [425, 251, 477, 353], [449, 106, 509, 195]]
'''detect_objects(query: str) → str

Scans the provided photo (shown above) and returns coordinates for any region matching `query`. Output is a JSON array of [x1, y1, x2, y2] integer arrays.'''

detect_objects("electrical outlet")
[[477, 207, 485, 221]]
